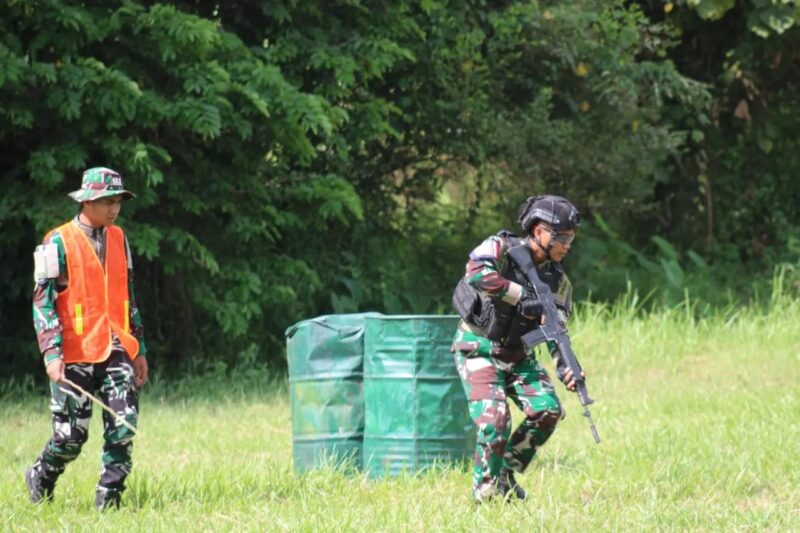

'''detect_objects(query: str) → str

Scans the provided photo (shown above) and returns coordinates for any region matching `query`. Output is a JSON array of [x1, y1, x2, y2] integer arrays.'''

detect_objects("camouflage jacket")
[[33, 216, 147, 365], [465, 233, 573, 319]]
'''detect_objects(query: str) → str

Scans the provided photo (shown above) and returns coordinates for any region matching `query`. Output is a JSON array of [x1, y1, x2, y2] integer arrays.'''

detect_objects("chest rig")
[[452, 232, 562, 347]]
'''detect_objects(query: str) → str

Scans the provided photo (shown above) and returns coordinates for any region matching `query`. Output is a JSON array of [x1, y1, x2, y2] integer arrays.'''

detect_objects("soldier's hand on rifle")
[[562, 367, 586, 392], [46, 358, 65, 384], [519, 290, 545, 323]]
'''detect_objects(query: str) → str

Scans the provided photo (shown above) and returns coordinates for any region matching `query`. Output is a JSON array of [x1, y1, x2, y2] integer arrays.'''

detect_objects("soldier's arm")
[[465, 235, 524, 305], [32, 232, 67, 366], [125, 236, 147, 357]]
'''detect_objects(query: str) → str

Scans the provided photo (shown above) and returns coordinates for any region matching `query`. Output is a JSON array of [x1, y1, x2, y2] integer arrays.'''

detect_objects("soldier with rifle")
[[451, 194, 598, 503]]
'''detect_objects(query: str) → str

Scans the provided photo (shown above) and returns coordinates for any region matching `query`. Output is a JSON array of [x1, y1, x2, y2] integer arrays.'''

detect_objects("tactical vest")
[[453, 232, 564, 347], [49, 221, 140, 363]]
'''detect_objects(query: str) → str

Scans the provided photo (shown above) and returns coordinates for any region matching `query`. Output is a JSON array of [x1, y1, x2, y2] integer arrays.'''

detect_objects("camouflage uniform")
[[27, 167, 146, 507], [30, 350, 140, 492], [453, 232, 572, 501]]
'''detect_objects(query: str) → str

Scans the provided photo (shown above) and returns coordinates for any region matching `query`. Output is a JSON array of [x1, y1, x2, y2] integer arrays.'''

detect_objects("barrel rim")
[[293, 433, 364, 442], [285, 311, 384, 338], [364, 314, 459, 321]]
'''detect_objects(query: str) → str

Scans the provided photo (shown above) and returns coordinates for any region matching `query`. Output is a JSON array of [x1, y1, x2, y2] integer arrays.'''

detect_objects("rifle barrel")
[[583, 405, 601, 443]]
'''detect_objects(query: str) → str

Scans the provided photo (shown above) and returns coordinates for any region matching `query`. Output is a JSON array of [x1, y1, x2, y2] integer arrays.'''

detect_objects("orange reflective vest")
[[49, 221, 140, 363]]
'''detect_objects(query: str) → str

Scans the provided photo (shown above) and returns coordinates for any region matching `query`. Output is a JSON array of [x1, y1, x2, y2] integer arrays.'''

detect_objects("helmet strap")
[[531, 228, 555, 262], [542, 237, 555, 261]]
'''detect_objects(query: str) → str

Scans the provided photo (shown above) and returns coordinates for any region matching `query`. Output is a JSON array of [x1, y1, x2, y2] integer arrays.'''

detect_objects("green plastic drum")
[[286, 313, 380, 472], [363, 315, 473, 477]]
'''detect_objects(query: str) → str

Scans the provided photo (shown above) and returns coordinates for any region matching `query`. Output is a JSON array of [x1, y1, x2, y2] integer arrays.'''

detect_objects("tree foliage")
[[632, 0, 800, 290], [0, 0, 357, 374], [1, 1, 797, 377]]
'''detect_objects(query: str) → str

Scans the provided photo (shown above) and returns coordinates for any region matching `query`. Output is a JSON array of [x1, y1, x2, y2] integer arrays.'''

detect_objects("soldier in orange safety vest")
[[26, 167, 149, 511]]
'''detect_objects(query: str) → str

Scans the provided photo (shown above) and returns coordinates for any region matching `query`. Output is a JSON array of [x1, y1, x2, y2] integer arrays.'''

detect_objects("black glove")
[[518, 290, 544, 320]]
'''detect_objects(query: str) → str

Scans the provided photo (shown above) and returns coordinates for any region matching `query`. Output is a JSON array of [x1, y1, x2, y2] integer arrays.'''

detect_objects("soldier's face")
[[82, 196, 123, 227], [536, 224, 575, 262]]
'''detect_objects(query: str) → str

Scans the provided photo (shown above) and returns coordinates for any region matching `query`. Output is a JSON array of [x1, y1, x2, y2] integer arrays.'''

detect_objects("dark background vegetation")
[[1, 0, 798, 377]]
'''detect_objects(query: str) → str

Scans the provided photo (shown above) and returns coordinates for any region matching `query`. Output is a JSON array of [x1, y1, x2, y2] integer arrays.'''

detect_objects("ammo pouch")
[[485, 300, 534, 347], [452, 277, 493, 329], [452, 274, 537, 347], [503, 313, 535, 348], [452, 278, 522, 344], [485, 300, 512, 341]]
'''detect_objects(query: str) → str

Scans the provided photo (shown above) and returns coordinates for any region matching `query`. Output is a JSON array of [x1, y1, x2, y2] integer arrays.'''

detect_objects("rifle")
[[507, 244, 601, 444]]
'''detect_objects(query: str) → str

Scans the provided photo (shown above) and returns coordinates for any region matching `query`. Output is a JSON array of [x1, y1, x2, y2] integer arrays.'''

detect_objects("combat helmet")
[[517, 194, 581, 234]]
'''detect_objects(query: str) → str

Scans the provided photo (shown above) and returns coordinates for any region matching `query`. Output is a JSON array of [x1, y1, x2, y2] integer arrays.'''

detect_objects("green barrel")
[[286, 313, 379, 473], [363, 315, 473, 477]]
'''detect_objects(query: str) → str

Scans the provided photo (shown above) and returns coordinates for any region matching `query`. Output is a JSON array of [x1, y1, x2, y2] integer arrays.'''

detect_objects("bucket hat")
[[67, 167, 136, 202]]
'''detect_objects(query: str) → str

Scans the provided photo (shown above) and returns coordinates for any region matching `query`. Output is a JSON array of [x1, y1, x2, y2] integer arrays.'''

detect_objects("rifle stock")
[[509, 245, 601, 444]]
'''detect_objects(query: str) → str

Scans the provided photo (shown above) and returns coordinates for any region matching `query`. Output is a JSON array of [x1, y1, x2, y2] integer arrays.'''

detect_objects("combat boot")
[[497, 468, 526, 501], [473, 480, 500, 505], [95, 487, 121, 511], [25, 465, 55, 503]]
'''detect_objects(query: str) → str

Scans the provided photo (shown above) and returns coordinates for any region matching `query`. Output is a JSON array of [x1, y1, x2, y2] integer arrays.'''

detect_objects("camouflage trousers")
[[29, 349, 139, 493], [453, 328, 564, 500]]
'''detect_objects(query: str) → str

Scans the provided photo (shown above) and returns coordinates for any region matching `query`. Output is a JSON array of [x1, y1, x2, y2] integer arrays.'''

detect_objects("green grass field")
[[2, 294, 799, 531]]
